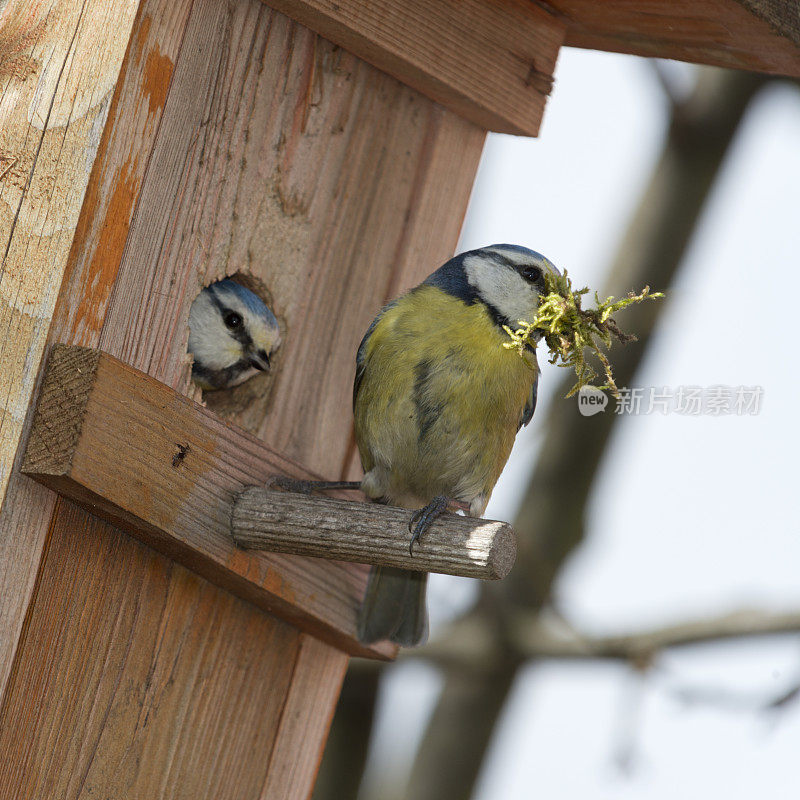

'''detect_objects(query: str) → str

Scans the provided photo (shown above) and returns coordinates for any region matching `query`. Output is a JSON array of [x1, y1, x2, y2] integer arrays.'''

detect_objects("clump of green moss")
[[502, 270, 664, 399]]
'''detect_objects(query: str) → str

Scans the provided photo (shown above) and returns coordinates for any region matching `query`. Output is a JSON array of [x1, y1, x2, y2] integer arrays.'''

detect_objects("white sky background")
[[360, 48, 800, 800]]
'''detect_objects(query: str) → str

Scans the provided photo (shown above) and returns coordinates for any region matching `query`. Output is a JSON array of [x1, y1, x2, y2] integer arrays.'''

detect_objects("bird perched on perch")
[[188, 279, 281, 390], [353, 244, 559, 646], [270, 245, 558, 646]]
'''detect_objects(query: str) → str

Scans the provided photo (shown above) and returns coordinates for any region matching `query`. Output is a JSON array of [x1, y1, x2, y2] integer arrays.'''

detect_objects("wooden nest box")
[[1, 0, 798, 797]]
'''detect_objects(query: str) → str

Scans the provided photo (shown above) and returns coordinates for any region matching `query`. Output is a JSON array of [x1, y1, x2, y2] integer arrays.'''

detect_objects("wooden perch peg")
[[232, 487, 517, 580]]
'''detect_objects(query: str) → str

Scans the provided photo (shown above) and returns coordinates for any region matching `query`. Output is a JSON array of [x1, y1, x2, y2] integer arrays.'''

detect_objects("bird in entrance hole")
[[275, 245, 559, 647], [188, 279, 281, 390]]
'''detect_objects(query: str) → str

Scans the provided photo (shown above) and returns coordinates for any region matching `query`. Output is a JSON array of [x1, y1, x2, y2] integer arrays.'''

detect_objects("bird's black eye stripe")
[[520, 265, 542, 283], [207, 287, 246, 334], [491, 253, 543, 283], [224, 311, 242, 329]]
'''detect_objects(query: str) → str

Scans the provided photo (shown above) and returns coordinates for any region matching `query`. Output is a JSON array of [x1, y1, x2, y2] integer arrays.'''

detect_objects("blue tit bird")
[[354, 244, 560, 647], [188, 278, 281, 390]]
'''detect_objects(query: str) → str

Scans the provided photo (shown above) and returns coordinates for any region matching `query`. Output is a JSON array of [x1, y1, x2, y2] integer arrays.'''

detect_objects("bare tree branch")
[[407, 608, 800, 671], [765, 680, 800, 712]]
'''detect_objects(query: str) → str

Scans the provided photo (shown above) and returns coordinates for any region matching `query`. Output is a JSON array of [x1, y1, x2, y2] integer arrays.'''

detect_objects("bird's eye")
[[224, 311, 242, 329], [521, 266, 542, 283]]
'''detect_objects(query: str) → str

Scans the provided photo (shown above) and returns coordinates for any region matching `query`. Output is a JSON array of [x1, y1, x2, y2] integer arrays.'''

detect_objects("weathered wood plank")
[[553, 0, 800, 76], [257, 0, 565, 136], [0, 0, 140, 510], [736, 0, 800, 49], [258, 635, 349, 800], [52, 0, 195, 349], [22, 344, 393, 659], [0, 500, 302, 799], [0, 0, 195, 705], [233, 487, 516, 580], [0, 474, 55, 704]]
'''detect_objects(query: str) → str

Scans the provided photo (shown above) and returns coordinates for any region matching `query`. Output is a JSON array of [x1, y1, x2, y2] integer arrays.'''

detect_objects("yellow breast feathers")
[[354, 286, 537, 506]]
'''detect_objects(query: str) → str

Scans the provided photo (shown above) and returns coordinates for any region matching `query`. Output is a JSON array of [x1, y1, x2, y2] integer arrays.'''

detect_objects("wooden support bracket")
[[21, 345, 391, 659], [233, 487, 516, 580], [21, 345, 517, 658]]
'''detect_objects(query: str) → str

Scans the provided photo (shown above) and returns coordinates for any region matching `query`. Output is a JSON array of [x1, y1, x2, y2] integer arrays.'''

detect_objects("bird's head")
[[463, 245, 560, 328], [427, 244, 560, 333], [188, 279, 281, 390]]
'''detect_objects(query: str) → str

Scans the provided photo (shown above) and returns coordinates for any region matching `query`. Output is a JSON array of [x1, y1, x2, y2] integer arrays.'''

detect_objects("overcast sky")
[[360, 47, 800, 800]]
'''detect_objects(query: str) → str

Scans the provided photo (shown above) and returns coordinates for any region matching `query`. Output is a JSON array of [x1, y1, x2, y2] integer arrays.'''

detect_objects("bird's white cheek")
[[495, 281, 540, 324], [195, 338, 244, 370]]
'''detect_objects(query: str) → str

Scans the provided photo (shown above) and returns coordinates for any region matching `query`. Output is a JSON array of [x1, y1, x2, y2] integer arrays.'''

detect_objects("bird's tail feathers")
[[357, 566, 428, 647]]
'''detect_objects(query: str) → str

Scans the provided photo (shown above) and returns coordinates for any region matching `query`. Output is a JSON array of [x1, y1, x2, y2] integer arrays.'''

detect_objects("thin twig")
[[404, 608, 800, 671]]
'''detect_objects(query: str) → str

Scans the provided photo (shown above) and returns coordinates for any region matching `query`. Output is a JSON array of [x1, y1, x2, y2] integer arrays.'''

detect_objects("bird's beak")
[[249, 349, 271, 371]]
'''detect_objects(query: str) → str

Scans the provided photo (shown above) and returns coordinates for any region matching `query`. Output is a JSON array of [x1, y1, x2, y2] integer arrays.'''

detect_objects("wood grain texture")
[[233, 487, 517, 580], [0, 500, 303, 800], [0, 0, 140, 509], [0, 473, 55, 702], [736, 0, 799, 48], [22, 344, 393, 659], [51, 0, 195, 348], [552, 0, 800, 76], [257, 0, 565, 135], [0, 0, 194, 706], [258, 635, 348, 800]]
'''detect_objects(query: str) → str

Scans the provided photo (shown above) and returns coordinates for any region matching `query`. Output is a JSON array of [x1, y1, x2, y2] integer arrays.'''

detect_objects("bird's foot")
[[268, 476, 362, 495], [407, 496, 469, 555]]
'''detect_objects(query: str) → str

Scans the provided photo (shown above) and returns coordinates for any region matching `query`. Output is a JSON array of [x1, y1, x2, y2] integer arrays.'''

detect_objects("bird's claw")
[[407, 495, 450, 555], [407, 508, 423, 535], [408, 509, 425, 555]]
